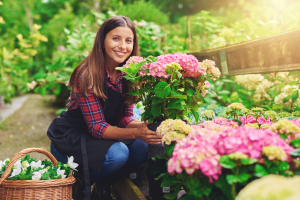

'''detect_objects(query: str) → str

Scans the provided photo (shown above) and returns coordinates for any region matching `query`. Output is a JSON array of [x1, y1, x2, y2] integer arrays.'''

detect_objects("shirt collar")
[[104, 65, 124, 84]]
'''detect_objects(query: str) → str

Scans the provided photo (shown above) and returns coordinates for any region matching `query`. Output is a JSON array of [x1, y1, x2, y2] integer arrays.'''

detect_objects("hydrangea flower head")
[[260, 124, 270, 129], [278, 112, 292, 118], [251, 107, 265, 112], [239, 115, 256, 125], [207, 104, 218, 111], [228, 103, 245, 110], [156, 119, 192, 145], [228, 152, 248, 160], [269, 119, 300, 137], [200, 110, 215, 119], [265, 111, 279, 122], [262, 146, 287, 161], [212, 117, 239, 129], [292, 111, 300, 118], [165, 62, 182, 70], [245, 123, 259, 129]]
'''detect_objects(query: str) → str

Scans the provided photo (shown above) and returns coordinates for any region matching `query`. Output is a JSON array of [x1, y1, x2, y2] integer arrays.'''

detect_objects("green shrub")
[[116, 0, 169, 25]]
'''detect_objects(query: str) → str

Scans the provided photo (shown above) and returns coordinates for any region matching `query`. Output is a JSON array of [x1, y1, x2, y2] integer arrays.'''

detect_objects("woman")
[[47, 16, 162, 200]]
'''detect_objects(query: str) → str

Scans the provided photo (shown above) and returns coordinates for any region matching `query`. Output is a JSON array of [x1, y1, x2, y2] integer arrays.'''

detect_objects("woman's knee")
[[104, 142, 129, 166], [129, 139, 148, 162]]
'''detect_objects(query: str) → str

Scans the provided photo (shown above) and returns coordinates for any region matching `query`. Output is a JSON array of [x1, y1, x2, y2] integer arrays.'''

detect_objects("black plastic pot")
[[147, 122, 169, 200], [128, 162, 146, 187], [147, 122, 166, 157]]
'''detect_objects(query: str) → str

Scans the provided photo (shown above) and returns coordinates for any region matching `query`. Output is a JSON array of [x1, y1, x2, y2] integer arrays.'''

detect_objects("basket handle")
[[0, 148, 58, 184]]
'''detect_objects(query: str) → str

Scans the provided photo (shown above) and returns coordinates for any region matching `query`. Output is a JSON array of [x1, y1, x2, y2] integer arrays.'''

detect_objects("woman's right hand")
[[135, 121, 162, 145]]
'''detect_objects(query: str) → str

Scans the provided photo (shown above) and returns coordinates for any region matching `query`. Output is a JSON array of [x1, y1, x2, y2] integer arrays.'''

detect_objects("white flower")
[[10, 167, 22, 177], [56, 167, 66, 179], [32, 171, 42, 180], [30, 160, 45, 169], [67, 156, 78, 171], [14, 160, 22, 169], [39, 168, 48, 174], [1, 158, 10, 170]]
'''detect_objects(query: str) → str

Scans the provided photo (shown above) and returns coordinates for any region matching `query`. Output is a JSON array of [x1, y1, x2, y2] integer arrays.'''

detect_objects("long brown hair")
[[68, 16, 139, 104]]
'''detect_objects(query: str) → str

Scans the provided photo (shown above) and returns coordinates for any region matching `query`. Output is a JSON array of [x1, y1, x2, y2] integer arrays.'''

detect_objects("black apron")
[[47, 75, 130, 199]]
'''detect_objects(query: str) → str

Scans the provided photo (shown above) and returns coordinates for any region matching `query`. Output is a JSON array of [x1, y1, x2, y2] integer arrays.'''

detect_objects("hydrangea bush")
[[156, 102, 300, 199], [164, 125, 300, 199], [117, 53, 221, 123]]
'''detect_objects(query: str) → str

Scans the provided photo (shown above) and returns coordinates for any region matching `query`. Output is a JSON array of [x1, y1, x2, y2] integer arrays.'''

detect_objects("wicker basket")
[[0, 148, 75, 200]]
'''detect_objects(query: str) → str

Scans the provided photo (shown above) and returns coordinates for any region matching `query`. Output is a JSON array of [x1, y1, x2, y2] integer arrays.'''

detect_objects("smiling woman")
[[46, 16, 162, 200]]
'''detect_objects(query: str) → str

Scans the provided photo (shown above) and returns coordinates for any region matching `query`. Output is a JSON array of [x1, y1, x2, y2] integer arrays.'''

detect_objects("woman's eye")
[[127, 40, 132, 43], [113, 38, 118, 41]]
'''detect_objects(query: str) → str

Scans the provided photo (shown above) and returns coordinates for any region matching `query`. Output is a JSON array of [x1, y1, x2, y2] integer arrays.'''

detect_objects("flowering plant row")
[[0, 155, 78, 180], [116, 53, 220, 123], [154, 103, 300, 199]]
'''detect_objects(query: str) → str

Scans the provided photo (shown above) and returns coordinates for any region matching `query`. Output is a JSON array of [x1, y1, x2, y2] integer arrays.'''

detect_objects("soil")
[[0, 94, 57, 161]]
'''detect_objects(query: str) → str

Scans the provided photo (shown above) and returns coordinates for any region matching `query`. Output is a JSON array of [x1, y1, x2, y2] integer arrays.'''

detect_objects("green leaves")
[[254, 164, 269, 177], [240, 158, 257, 165], [116, 61, 146, 78], [154, 81, 171, 98], [290, 138, 300, 148], [168, 99, 185, 110], [292, 90, 299, 102], [290, 149, 300, 157], [283, 95, 291, 103], [219, 155, 236, 169], [164, 143, 175, 157], [161, 173, 178, 187]]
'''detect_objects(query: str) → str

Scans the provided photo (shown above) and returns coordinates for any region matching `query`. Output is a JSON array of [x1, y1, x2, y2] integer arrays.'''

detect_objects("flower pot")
[[146, 158, 169, 200], [128, 162, 146, 187], [147, 122, 166, 157], [147, 122, 169, 200]]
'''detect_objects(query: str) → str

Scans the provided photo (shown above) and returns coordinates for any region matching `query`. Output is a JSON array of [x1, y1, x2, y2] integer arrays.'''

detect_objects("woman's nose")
[[118, 40, 126, 49]]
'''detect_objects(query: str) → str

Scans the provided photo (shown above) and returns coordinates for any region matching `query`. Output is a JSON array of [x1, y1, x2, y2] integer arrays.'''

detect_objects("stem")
[[291, 101, 294, 113], [231, 167, 239, 199]]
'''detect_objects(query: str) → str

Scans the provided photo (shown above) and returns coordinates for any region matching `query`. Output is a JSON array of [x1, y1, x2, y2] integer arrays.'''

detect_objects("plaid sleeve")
[[118, 103, 135, 128], [77, 87, 110, 139]]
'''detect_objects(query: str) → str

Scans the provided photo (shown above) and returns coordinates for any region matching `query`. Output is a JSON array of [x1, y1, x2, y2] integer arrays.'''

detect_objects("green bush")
[[116, 0, 169, 25]]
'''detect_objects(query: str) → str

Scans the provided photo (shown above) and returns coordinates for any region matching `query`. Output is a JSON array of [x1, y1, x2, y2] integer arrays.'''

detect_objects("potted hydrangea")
[[117, 53, 220, 199], [117, 53, 220, 124]]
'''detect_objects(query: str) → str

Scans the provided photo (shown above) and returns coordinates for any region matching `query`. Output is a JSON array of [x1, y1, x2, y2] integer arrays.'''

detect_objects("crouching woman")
[[47, 16, 162, 200]]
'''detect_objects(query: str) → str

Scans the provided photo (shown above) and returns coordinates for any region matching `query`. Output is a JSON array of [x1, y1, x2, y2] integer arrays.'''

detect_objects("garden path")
[[0, 94, 57, 161]]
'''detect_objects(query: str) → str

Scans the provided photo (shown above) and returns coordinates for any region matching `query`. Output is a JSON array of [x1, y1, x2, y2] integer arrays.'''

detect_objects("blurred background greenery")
[[1, 0, 300, 113]]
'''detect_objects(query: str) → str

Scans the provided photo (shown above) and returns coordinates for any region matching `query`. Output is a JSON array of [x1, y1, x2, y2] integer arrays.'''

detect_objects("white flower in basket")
[[68, 156, 78, 171]]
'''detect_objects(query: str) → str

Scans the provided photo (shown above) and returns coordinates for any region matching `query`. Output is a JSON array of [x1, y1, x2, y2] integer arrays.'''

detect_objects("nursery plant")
[[116, 53, 220, 124]]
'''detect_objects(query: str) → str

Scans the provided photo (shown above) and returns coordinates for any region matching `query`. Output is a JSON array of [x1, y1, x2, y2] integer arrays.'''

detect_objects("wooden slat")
[[190, 29, 300, 76]]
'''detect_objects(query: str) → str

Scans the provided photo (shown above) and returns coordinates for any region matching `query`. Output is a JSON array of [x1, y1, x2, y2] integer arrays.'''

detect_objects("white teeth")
[[115, 51, 125, 56]]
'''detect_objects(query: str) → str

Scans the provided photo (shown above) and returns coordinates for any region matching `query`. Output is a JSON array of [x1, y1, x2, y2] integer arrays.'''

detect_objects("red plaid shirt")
[[66, 67, 135, 139]]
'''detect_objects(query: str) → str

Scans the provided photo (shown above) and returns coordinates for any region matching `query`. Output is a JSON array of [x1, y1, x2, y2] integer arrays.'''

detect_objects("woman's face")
[[104, 26, 134, 67]]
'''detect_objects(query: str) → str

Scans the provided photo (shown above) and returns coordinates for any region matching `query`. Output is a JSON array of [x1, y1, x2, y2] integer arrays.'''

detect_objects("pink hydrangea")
[[148, 61, 169, 78], [257, 116, 273, 126], [213, 117, 239, 129], [168, 126, 294, 183], [201, 59, 221, 81], [194, 121, 235, 133], [239, 115, 256, 125], [148, 53, 208, 79]]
